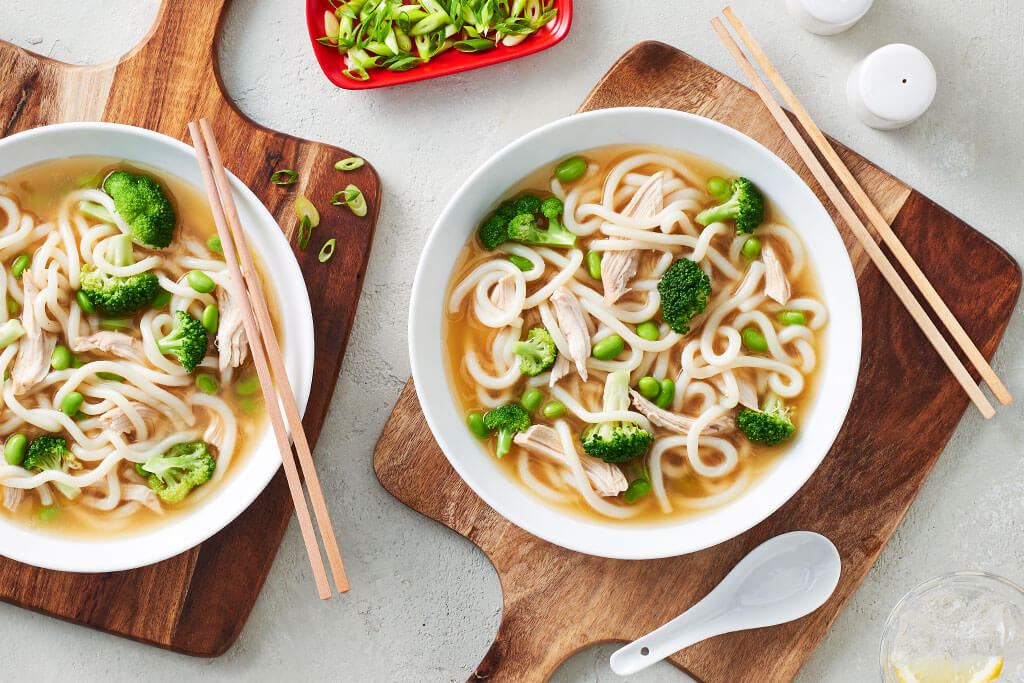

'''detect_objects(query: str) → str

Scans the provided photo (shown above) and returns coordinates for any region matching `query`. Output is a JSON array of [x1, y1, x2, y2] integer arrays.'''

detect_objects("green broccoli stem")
[[762, 392, 785, 414], [496, 429, 514, 457], [695, 197, 739, 226], [106, 234, 135, 267], [511, 340, 542, 362], [603, 370, 631, 413]]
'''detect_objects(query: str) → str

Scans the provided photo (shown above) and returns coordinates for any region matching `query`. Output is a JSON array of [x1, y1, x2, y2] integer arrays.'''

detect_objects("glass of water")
[[880, 571, 1024, 682]]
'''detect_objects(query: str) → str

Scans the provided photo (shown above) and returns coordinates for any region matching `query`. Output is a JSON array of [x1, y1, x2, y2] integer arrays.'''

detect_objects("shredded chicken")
[[514, 425, 628, 497], [121, 483, 163, 513], [762, 246, 791, 305], [2, 486, 23, 512], [11, 276, 56, 395], [601, 171, 665, 304], [550, 287, 590, 382], [216, 285, 248, 371], [84, 476, 163, 514], [74, 331, 147, 364], [548, 354, 572, 387], [711, 374, 759, 411], [98, 403, 161, 439], [489, 273, 517, 312], [629, 389, 735, 435]]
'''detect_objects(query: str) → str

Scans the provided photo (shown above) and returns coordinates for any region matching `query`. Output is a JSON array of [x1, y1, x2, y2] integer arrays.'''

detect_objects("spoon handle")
[[610, 598, 730, 676]]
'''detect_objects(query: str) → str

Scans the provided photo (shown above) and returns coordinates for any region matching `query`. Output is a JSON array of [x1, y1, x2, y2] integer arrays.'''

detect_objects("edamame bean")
[[741, 236, 761, 261], [742, 326, 768, 352], [51, 346, 72, 371], [70, 356, 84, 369], [637, 376, 660, 400], [707, 176, 731, 201], [592, 334, 624, 360], [75, 290, 95, 313], [520, 389, 543, 413], [554, 156, 587, 182], [196, 374, 219, 394], [586, 251, 602, 280], [778, 310, 807, 326], [239, 396, 262, 413], [655, 378, 675, 409], [37, 505, 59, 522], [542, 400, 566, 419], [635, 321, 659, 341], [508, 255, 533, 272], [207, 235, 223, 254], [202, 304, 219, 334], [6, 297, 18, 314], [151, 289, 172, 309], [187, 271, 216, 293], [61, 391, 84, 416], [11, 254, 30, 278], [236, 376, 261, 395], [467, 412, 489, 438], [4, 434, 27, 465], [623, 478, 651, 503]]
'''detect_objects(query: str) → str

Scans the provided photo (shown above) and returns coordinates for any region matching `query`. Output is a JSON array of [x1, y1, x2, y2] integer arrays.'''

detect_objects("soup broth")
[[444, 145, 825, 525], [0, 156, 276, 537]]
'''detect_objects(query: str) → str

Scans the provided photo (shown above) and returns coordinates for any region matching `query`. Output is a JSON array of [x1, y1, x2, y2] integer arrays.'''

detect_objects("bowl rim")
[[0, 122, 314, 572], [409, 107, 861, 560]]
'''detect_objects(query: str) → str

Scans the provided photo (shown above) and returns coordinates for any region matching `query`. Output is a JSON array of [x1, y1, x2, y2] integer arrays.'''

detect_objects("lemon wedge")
[[893, 656, 1003, 683]]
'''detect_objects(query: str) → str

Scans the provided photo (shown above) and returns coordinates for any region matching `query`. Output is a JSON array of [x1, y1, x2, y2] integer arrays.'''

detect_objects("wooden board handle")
[[121, 0, 230, 71]]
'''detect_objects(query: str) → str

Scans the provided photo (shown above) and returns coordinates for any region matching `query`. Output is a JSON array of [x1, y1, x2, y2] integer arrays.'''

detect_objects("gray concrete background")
[[0, 1, 1021, 681]]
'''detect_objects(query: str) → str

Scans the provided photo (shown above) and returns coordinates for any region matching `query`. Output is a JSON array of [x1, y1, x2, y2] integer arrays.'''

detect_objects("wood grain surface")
[[373, 42, 1021, 681], [0, 0, 380, 656]]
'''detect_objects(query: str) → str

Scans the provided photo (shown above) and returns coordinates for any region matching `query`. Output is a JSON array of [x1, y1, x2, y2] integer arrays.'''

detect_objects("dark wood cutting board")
[[373, 41, 1021, 681], [0, 0, 380, 657]]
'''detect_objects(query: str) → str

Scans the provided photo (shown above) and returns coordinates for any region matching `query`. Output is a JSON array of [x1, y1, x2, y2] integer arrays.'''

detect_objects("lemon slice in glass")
[[893, 656, 1003, 683]]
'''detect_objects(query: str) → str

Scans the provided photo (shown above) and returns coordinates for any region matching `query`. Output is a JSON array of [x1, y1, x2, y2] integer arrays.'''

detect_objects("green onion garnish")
[[331, 184, 367, 217], [318, 239, 337, 263], [271, 169, 298, 186], [453, 38, 495, 53], [335, 157, 365, 172], [294, 195, 320, 228], [298, 215, 313, 250]]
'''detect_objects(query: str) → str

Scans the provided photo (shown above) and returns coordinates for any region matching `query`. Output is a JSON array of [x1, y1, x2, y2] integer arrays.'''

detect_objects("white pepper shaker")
[[786, 0, 873, 35], [847, 43, 937, 130]]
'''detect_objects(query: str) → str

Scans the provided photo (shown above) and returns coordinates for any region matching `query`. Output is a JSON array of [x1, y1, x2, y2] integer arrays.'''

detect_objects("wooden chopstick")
[[722, 7, 1011, 407], [710, 14, 997, 419], [196, 119, 350, 594], [188, 121, 347, 598]]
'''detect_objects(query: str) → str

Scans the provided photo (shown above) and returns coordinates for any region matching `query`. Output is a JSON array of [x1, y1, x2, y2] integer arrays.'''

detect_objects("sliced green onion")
[[100, 316, 133, 331], [298, 215, 313, 250], [0, 319, 25, 349], [318, 239, 337, 263], [335, 157, 365, 172], [271, 169, 298, 186], [453, 38, 495, 52], [331, 184, 367, 217], [295, 195, 320, 228], [6, 296, 19, 314], [96, 372, 124, 382]]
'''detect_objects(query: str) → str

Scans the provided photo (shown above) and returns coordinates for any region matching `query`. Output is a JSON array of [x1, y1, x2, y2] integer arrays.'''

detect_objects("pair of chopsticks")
[[189, 119, 349, 598], [712, 8, 1011, 419]]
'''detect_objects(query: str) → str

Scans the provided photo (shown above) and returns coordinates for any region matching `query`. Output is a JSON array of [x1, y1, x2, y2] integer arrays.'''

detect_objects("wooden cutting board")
[[373, 41, 1021, 681], [0, 0, 379, 657]]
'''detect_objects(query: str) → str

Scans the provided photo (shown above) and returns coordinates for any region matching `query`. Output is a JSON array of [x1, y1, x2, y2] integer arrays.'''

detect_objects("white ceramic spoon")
[[609, 531, 841, 676]]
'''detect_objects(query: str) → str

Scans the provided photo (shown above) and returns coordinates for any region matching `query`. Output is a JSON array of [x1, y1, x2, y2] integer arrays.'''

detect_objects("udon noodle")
[[0, 157, 271, 536], [445, 145, 826, 523]]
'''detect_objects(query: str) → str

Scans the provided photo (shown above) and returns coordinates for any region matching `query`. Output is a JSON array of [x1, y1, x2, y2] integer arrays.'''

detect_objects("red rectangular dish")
[[305, 0, 573, 90]]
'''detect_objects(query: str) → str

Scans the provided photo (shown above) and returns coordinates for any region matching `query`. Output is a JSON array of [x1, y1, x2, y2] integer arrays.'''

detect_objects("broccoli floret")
[[695, 177, 765, 234], [482, 403, 531, 458], [140, 441, 216, 503], [540, 196, 562, 219], [24, 435, 82, 499], [103, 170, 177, 248], [478, 214, 509, 250], [581, 370, 653, 463], [512, 327, 558, 376], [736, 393, 795, 446], [507, 212, 577, 249], [657, 258, 712, 334], [495, 200, 518, 222], [156, 310, 208, 372], [513, 194, 541, 216], [79, 265, 159, 315]]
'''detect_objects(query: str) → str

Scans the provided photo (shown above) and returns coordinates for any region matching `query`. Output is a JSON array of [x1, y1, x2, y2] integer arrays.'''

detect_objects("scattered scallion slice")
[[294, 195, 320, 227], [318, 239, 337, 263], [453, 38, 495, 53], [271, 169, 299, 186], [331, 184, 367, 217], [335, 157, 365, 171], [298, 215, 313, 250]]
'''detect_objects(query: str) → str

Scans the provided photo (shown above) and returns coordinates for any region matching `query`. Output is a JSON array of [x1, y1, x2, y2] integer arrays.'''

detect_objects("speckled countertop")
[[0, 1, 1022, 681]]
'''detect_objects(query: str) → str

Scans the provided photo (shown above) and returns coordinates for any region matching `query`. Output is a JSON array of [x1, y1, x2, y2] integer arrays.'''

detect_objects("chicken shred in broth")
[[444, 145, 826, 524], [0, 157, 274, 537]]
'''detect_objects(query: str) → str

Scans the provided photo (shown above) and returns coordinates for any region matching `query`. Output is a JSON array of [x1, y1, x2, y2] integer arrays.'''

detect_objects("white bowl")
[[0, 123, 314, 572], [409, 108, 860, 560]]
